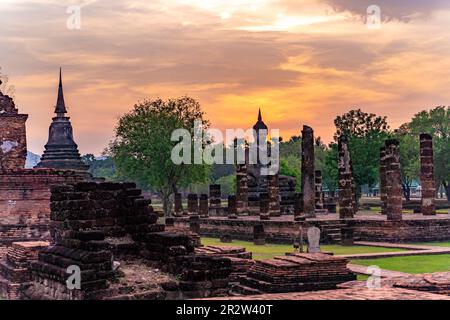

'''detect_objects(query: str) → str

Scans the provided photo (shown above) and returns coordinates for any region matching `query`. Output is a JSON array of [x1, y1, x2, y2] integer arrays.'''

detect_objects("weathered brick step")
[[231, 283, 263, 295], [340, 247, 450, 260], [347, 263, 410, 278]]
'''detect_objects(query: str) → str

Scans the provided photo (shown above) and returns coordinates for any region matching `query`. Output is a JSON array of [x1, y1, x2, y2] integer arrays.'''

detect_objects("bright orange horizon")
[[1, 0, 450, 155]]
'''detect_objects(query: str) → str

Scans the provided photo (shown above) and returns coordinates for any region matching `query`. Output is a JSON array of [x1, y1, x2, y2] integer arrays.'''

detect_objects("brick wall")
[[0, 169, 91, 256], [174, 217, 450, 243]]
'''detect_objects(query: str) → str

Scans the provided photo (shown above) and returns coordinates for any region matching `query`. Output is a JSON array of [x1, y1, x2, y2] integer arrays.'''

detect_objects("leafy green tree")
[[280, 135, 301, 158], [82, 154, 117, 180], [215, 174, 236, 197], [279, 155, 301, 192], [108, 97, 210, 216], [393, 132, 420, 201], [334, 109, 391, 198], [323, 143, 338, 196], [404, 107, 450, 200]]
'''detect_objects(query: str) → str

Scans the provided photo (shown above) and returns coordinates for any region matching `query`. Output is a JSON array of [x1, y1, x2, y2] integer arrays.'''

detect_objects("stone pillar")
[[259, 192, 270, 220], [385, 139, 403, 221], [199, 194, 209, 218], [315, 170, 324, 210], [209, 184, 222, 215], [227, 195, 237, 219], [379, 147, 387, 215], [253, 224, 265, 245], [293, 192, 304, 221], [268, 174, 280, 217], [301, 125, 315, 218], [187, 194, 198, 215], [174, 193, 184, 216], [338, 135, 355, 219], [236, 161, 248, 215], [420, 134, 436, 215]]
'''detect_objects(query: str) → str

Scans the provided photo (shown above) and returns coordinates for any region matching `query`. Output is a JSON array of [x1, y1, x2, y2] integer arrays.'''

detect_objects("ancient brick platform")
[[340, 271, 450, 297], [233, 252, 355, 294], [23, 181, 233, 300], [175, 213, 450, 244], [0, 241, 49, 299], [205, 287, 450, 300], [195, 245, 252, 259], [195, 246, 254, 283]]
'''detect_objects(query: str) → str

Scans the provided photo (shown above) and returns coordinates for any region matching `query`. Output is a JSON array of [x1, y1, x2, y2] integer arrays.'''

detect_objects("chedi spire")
[[35, 69, 88, 171]]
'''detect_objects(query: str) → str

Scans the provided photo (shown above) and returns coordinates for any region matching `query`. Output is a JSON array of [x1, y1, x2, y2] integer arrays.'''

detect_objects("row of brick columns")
[[175, 133, 437, 221], [378, 134, 436, 219]]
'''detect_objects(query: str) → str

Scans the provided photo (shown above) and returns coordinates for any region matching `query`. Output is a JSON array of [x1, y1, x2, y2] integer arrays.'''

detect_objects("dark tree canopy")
[[108, 96, 210, 215]]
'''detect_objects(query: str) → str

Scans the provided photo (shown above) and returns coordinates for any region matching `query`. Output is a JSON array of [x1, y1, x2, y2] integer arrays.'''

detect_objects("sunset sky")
[[1, 0, 450, 155]]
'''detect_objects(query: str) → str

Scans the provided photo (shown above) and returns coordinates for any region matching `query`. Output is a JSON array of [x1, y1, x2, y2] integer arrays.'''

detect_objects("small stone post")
[[259, 192, 270, 220], [187, 194, 198, 215], [227, 195, 237, 219], [293, 192, 304, 221], [174, 193, 183, 216], [199, 194, 209, 218], [253, 224, 265, 245]]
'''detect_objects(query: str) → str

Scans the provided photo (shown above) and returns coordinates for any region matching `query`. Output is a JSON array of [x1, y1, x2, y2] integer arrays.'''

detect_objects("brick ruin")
[[236, 158, 248, 215], [338, 135, 355, 219], [301, 125, 316, 218], [420, 134, 436, 215], [384, 139, 403, 221], [268, 174, 280, 217], [0, 85, 27, 171], [173, 113, 339, 222], [0, 80, 92, 257], [1, 73, 448, 300], [232, 253, 355, 295], [209, 184, 222, 215], [0, 169, 91, 257], [20, 181, 237, 300], [0, 241, 49, 299]]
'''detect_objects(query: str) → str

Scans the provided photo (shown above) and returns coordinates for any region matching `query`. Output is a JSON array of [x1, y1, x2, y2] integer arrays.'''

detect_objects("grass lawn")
[[201, 237, 402, 260], [352, 254, 450, 274], [357, 274, 369, 281], [414, 241, 450, 247]]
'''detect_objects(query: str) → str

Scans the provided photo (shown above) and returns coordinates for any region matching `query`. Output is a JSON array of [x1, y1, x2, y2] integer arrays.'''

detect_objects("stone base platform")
[[205, 287, 450, 300], [232, 253, 355, 295], [174, 213, 450, 243], [340, 271, 450, 296], [0, 241, 49, 299], [194, 246, 254, 283]]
